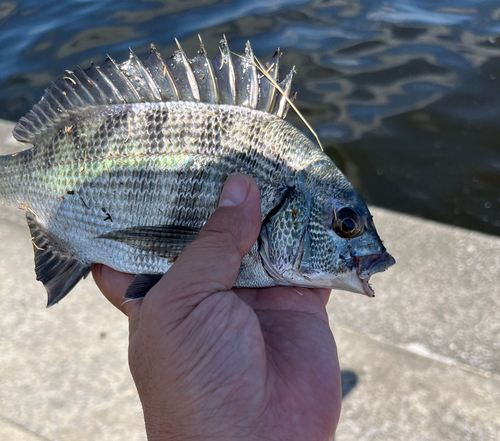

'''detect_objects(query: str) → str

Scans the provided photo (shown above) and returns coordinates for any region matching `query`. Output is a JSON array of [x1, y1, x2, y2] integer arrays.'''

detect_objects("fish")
[[0, 36, 395, 307]]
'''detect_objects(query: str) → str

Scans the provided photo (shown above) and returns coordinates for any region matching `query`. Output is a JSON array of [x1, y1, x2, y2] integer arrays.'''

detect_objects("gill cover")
[[259, 185, 314, 285]]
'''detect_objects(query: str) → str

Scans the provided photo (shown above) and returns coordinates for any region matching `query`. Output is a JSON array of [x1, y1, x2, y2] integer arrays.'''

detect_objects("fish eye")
[[333, 208, 364, 239]]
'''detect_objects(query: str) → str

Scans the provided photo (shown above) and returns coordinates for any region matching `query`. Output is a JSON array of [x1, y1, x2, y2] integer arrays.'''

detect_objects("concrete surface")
[[0, 415, 47, 441], [328, 210, 500, 376], [1, 118, 499, 440]]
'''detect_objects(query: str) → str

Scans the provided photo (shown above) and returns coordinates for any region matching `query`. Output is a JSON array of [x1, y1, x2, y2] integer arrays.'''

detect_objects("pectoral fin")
[[98, 224, 200, 258], [99, 224, 201, 300], [26, 213, 91, 307]]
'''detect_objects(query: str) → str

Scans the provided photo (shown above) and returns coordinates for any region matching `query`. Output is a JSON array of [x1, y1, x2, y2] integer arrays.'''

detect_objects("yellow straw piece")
[[231, 50, 324, 151]]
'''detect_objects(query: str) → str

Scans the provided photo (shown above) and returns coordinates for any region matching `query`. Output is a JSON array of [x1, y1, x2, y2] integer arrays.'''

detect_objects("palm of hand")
[[127, 284, 340, 441]]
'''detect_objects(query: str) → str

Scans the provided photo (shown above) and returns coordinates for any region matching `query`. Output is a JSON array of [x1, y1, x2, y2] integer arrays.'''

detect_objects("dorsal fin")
[[73, 66, 109, 105], [100, 56, 142, 103], [273, 67, 295, 119], [212, 35, 237, 105], [189, 35, 219, 104], [86, 64, 125, 104], [142, 45, 181, 102], [234, 41, 259, 109], [257, 49, 280, 113], [120, 50, 163, 102], [165, 39, 200, 102], [13, 36, 296, 144]]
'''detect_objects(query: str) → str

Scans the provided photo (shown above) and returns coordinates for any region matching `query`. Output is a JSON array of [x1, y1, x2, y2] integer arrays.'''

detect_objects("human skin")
[[93, 173, 342, 441]]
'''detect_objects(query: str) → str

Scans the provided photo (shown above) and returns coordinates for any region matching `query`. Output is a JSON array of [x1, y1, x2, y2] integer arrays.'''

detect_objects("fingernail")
[[219, 173, 250, 207]]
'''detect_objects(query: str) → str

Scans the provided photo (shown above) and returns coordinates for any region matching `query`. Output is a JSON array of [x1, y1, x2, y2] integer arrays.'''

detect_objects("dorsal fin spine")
[[233, 41, 259, 109], [212, 36, 237, 105], [86, 64, 125, 104], [257, 49, 280, 113], [39, 95, 61, 121], [273, 67, 295, 119], [73, 66, 108, 105], [26, 108, 45, 132], [13, 37, 295, 144], [122, 50, 163, 102], [189, 35, 219, 104], [44, 90, 67, 117], [101, 55, 142, 103], [202, 43, 220, 104], [53, 78, 86, 109], [32, 104, 51, 127], [246, 42, 259, 109], [175, 39, 200, 102], [50, 82, 76, 112], [63, 72, 98, 107], [135, 54, 163, 102], [143, 46, 181, 102]]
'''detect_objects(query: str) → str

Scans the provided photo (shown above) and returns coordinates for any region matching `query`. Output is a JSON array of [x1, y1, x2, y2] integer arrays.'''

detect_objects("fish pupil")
[[332, 208, 364, 238], [342, 219, 356, 232]]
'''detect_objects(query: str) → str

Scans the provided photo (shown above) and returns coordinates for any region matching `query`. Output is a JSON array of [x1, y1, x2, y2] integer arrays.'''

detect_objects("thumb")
[[142, 173, 262, 314]]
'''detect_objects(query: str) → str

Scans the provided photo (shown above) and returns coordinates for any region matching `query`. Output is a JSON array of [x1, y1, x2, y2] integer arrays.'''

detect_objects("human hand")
[[93, 173, 341, 441]]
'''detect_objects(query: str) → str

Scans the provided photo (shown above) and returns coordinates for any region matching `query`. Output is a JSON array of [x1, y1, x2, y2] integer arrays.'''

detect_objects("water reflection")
[[57, 27, 142, 58], [112, 0, 221, 24], [0, 1, 15, 20], [0, 0, 498, 234]]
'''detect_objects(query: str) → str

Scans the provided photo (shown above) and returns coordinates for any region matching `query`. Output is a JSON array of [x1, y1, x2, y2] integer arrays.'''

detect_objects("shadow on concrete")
[[331, 372, 358, 441], [341, 370, 358, 399]]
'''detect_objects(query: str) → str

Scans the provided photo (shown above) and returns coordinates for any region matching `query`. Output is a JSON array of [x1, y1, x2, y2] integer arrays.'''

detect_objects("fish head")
[[259, 166, 395, 296]]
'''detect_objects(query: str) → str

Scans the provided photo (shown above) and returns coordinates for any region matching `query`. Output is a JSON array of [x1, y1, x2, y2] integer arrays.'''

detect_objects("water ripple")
[[0, 0, 498, 233]]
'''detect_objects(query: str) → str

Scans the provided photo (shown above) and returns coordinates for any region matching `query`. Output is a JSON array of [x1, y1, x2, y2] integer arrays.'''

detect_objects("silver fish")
[[0, 36, 395, 306]]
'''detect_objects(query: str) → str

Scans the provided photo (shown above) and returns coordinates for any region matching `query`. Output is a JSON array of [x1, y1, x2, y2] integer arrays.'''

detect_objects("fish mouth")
[[354, 252, 396, 297]]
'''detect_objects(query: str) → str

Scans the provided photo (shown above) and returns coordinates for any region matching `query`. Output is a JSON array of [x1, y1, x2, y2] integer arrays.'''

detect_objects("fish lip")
[[355, 252, 396, 296], [356, 252, 396, 279]]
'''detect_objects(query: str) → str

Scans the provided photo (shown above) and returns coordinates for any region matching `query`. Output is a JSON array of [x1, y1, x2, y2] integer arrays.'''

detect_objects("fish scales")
[[0, 36, 395, 306], [2, 102, 324, 277]]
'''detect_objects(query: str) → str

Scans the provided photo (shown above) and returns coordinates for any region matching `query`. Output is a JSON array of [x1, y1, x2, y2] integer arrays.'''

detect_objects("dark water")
[[1, 0, 499, 235]]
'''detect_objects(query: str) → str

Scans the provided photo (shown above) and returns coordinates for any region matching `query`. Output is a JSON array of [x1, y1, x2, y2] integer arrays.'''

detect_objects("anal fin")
[[26, 213, 91, 307]]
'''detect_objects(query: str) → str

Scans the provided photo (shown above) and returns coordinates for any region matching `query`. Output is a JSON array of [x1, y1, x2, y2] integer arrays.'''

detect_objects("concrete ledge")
[[1, 119, 499, 440]]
